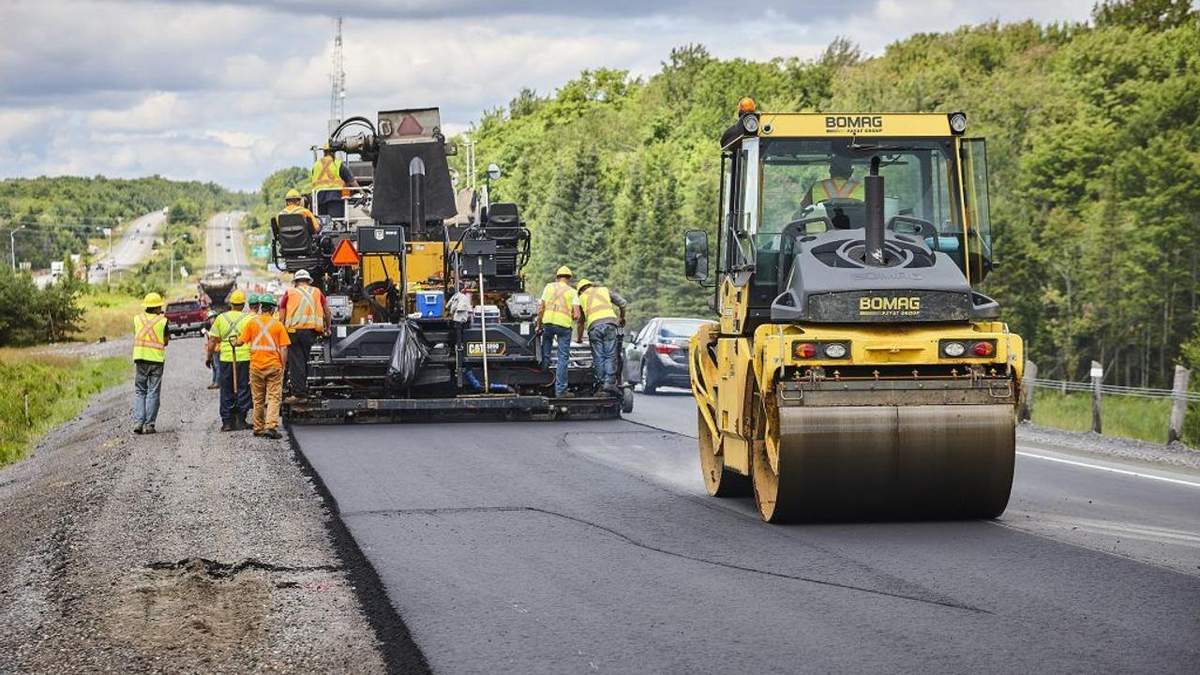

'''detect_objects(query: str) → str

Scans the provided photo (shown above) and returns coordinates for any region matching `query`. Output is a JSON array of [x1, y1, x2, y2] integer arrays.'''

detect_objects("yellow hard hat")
[[285, 188, 302, 200], [555, 265, 573, 278], [229, 289, 247, 305], [577, 278, 593, 292], [142, 292, 164, 309]]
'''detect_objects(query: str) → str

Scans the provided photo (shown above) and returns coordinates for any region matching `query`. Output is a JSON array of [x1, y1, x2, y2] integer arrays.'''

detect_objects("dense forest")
[[0, 176, 248, 269], [456, 0, 1198, 388]]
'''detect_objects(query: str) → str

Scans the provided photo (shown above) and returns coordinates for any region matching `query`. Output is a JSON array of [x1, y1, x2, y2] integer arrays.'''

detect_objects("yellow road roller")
[[684, 101, 1023, 522]]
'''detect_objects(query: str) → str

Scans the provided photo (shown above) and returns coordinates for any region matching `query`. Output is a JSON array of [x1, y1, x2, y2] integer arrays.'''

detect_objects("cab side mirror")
[[683, 230, 709, 282]]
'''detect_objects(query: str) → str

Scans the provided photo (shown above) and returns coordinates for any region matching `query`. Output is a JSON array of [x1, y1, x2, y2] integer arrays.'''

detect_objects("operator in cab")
[[801, 155, 864, 208], [310, 145, 360, 221], [277, 189, 320, 234]]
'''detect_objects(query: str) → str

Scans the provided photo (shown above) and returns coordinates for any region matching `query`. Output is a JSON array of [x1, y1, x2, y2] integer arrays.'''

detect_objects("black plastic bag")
[[386, 320, 430, 389]]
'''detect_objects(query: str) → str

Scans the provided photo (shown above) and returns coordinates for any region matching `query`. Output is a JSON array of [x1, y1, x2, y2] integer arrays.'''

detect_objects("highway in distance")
[[293, 389, 1200, 673]]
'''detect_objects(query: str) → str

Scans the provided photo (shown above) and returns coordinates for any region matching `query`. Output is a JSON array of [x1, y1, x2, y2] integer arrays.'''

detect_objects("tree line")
[[457, 0, 1198, 389]]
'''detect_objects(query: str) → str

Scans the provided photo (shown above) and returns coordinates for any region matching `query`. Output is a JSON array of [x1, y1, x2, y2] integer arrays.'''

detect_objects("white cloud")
[[0, 0, 1096, 190]]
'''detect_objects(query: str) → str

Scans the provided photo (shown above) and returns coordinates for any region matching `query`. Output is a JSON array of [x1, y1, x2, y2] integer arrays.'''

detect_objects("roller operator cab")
[[685, 102, 1024, 522]]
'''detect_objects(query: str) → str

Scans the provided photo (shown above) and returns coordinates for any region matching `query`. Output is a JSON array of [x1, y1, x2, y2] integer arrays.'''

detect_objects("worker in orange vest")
[[237, 293, 290, 439], [277, 269, 330, 404]]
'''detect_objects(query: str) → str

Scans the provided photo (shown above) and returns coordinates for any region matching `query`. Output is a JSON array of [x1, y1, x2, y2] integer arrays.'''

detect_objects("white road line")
[[1016, 451, 1200, 489]]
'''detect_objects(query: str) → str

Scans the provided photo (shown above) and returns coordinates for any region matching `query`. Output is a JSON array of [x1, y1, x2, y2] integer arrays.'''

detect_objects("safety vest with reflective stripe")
[[816, 177, 864, 201], [284, 285, 323, 331], [540, 281, 577, 328], [280, 203, 320, 232], [131, 313, 167, 363], [310, 157, 345, 189], [579, 286, 617, 330], [210, 310, 251, 362], [248, 315, 282, 358]]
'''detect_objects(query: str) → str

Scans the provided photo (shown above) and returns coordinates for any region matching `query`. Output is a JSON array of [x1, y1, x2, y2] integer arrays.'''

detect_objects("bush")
[[0, 268, 86, 345]]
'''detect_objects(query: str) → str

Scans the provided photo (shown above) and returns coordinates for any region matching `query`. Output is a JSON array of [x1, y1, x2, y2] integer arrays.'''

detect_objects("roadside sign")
[[1090, 365, 1103, 379], [251, 245, 270, 258]]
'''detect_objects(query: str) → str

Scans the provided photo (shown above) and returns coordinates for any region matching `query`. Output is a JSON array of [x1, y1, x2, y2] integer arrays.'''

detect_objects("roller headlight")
[[943, 341, 966, 357], [741, 115, 759, 134], [823, 343, 848, 359], [948, 112, 967, 134]]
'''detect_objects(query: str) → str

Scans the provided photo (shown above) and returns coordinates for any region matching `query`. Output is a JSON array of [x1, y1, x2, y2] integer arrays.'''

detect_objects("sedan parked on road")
[[623, 317, 714, 393]]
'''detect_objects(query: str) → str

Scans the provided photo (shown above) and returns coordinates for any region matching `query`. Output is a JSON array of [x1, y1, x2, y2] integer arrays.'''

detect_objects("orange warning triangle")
[[396, 114, 424, 136], [331, 239, 360, 266]]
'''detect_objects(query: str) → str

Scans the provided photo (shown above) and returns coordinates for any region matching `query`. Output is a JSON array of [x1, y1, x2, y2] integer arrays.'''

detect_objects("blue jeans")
[[588, 322, 619, 392], [218, 359, 252, 424], [541, 324, 573, 396], [134, 361, 164, 426]]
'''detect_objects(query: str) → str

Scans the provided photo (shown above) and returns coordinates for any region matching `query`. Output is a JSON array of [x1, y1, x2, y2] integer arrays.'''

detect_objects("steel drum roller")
[[753, 404, 1015, 522]]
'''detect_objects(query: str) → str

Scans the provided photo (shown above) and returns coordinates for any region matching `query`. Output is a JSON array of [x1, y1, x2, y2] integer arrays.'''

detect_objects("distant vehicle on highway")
[[165, 297, 210, 336], [623, 317, 714, 393]]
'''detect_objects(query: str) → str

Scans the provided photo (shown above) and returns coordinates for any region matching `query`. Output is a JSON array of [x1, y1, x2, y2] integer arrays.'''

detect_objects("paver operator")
[[309, 145, 360, 222]]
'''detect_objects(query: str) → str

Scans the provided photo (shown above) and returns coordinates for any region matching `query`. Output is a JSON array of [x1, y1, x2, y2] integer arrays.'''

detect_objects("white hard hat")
[[293, 269, 312, 282]]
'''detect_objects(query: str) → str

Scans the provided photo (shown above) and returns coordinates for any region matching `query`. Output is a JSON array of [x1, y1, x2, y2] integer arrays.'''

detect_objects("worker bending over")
[[537, 265, 580, 398], [576, 279, 627, 397], [278, 269, 330, 404], [131, 292, 170, 434], [205, 288, 252, 431], [237, 293, 290, 439]]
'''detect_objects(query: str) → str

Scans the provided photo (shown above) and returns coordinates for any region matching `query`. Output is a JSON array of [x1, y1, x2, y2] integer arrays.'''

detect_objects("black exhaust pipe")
[[409, 156, 426, 237], [864, 156, 885, 266]]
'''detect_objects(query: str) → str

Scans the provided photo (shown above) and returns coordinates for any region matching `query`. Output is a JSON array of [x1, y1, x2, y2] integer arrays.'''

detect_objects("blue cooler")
[[416, 291, 445, 318]]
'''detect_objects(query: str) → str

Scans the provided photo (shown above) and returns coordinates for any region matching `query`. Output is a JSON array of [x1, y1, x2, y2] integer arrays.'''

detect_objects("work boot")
[[253, 430, 265, 437], [283, 395, 303, 406], [557, 391, 575, 399], [206, 383, 219, 390], [240, 416, 250, 430], [220, 422, 234, 432], [263, 428, 283, 440], [144, 424, 156, 434], [133, 424, 143, 435]]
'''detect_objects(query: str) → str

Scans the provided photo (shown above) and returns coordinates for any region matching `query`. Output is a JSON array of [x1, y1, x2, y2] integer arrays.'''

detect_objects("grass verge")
[[0, 351, 128, 466], [1031, 390, 1173, 444], [76, 291, 145, 342]]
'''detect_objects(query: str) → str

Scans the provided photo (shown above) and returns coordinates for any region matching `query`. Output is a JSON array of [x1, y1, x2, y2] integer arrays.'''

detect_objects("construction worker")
[[803, 155, 864, 208], [205, 289, 252, 431], [278, 269, 330, 403], [132, 292, 170, 434], [576, 279, 628, 397], [309, 145, 360, 221], [237, 293, 290, 439], [278, 188, 320, 234], [536, 265, 580, 398]]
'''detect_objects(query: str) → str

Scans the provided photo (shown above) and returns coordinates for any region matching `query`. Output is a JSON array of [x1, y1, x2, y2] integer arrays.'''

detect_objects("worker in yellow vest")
[[278, 269, 330, 404], [205, 289, 253, 431], [309, 145, 360, 221], [131, 292, 170, 435], [576, 279, 628, 397], [536, 266, 580, 398], [277, 188, 320, 234], [803, 155, 864, 208]]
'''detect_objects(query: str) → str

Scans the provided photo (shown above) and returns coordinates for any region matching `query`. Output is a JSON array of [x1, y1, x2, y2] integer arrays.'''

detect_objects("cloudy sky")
[[0, 0, 1094, 191]]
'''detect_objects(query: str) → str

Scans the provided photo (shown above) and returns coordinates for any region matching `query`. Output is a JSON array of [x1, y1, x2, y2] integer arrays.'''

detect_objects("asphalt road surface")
[[294, 391, 1200, 673], [88, 210, 167, 284], [204, 211, 251, 277]]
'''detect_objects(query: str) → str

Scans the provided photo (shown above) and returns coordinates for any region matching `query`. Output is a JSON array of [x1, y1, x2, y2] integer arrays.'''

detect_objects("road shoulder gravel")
[[0, 338, 414, 673], [1018, 422, 1200, 473]]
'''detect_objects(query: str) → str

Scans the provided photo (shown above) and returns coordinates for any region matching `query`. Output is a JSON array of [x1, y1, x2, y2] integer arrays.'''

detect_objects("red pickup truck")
[[164, 297, 210, 336]]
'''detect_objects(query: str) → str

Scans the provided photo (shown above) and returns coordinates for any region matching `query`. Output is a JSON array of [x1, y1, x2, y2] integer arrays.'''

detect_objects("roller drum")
[[756, 404, 1014, 521]]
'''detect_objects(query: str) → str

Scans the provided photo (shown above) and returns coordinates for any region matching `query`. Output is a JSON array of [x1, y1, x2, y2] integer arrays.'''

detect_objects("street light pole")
[[10, 225, 26, 271]]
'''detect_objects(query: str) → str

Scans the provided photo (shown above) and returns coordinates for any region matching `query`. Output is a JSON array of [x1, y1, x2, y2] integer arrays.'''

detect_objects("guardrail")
[[1020, 362, 1193, 444]]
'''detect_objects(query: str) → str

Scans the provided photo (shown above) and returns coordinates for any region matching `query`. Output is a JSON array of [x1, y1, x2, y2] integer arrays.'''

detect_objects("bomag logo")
[[825, 115, 884, 133], [859, 296, 921, 316]]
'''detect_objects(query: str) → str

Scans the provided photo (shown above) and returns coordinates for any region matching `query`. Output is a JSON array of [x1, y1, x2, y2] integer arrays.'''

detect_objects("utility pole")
[[328, 16, 345, 135], [9, 225, 26, 271]]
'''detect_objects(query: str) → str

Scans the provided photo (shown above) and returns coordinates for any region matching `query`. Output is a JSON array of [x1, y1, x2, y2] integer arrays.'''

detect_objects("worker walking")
[[309, 145, 360, 221], [536, 266, 580, 398], [205, 289, 253, 431], [279, 269, 330, 404], [132, 292, 170, 434], [238, 293, 290, 439], [576, 279, 628, 397], [278, 188, 321, 233]]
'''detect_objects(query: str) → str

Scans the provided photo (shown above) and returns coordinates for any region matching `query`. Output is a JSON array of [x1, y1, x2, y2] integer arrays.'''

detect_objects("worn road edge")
[[285, 423, 432, 675]]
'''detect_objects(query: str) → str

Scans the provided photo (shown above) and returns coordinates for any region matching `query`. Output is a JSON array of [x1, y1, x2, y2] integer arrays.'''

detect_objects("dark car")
[[623, 317, 714, 393]]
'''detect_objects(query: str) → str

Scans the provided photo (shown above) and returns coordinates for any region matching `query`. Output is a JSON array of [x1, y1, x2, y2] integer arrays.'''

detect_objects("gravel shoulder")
[[0, 337, 403, 673], [1018, 422, 1200, 473]]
